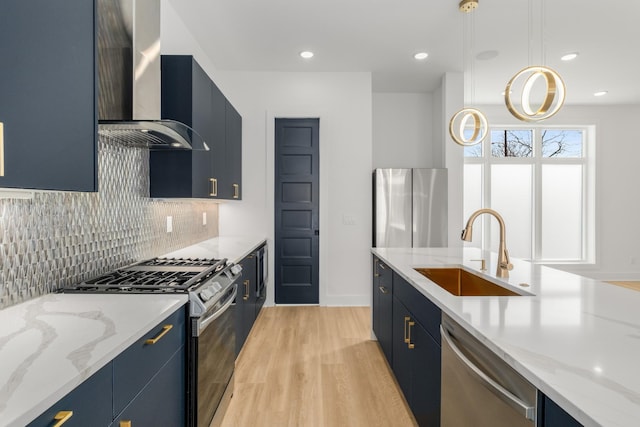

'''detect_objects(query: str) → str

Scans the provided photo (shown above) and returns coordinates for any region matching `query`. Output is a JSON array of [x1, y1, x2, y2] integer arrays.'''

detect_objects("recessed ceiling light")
[[414, 52, 429, 60], [561, 52, 579, 61], [300, 51, 314, 59], [594, 91, 608, 97]]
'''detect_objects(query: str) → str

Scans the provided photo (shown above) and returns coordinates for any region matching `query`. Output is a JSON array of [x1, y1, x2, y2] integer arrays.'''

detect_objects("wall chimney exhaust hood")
[[97, 0, 206, 150]]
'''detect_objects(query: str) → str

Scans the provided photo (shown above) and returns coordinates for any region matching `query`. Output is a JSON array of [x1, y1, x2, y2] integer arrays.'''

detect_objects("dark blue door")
[[274, 118, 320, 304]]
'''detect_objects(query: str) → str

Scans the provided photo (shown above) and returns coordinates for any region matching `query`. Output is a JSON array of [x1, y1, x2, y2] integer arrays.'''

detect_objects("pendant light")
[[449, 0, 488, 147], [504, 0, 566, 122]]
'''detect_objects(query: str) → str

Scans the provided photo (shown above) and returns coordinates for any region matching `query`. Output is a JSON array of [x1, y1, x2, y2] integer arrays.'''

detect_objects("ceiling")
[[168, 0, 640, 105]]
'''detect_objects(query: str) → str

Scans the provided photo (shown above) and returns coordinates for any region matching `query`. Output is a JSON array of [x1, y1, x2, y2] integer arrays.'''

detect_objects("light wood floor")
[[605, 281, 640, 292], [221, 306, 417, 427]]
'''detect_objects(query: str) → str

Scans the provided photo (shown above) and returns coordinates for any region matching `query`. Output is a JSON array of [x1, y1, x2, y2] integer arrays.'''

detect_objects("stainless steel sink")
[[414, 267, 523, 296]]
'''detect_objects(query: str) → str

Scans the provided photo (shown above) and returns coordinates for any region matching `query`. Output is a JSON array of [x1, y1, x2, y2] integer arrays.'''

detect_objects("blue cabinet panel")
[[28, 363, 112, 427], [114, 346, 186, 427], [0, 0, 97, 191], [394, 272, 441, 345], [539, 393, 583, 427], [113, 307, 186, 416]]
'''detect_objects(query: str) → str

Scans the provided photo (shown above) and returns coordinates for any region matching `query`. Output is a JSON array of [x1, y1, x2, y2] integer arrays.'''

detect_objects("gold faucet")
[[462, 209, 513, 278]]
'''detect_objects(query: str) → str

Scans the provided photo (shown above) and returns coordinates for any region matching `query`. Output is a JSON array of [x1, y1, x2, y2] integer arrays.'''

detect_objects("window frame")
[[463, 124, 595, 264]]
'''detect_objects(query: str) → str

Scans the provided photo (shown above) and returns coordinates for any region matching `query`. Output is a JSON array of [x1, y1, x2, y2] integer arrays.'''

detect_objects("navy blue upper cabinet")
[[225, 100, 242, 200], [0, 0, 97, 192], [151, 55, 242, 200]]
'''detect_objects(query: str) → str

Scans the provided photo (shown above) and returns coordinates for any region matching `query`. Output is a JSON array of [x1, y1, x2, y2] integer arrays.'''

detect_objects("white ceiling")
[[168, 0, 640, 105]]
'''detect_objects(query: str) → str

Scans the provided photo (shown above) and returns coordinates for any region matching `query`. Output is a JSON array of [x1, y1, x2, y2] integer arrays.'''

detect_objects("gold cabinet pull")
[[0, 122, 4, 177], [403, 316, 410, 343], [53, 411, 73, 427], [233, 183, 239, 199], [407, 320, 415, 349], [243, 280, 250, 300], [145, 324, 173, 345], [378, 286, 389, 294], [120, 421, 132, 427], [209, 178, 218, 196]]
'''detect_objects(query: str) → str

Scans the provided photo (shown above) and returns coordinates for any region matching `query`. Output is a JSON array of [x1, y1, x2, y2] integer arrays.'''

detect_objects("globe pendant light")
[[504, 0, 566, 122], [449, 0, 489, 147]]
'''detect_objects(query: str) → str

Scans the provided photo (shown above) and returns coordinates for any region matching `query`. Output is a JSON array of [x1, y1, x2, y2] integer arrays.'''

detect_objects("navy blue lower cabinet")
[[113, 346, 186, 427], [391, 272, 441, 427], [538, 392, 583, 427], [27, 363, 112, 427], [372, 257, 393, 365], [112, 308, 186, 416], [235, 252, 258, 355]]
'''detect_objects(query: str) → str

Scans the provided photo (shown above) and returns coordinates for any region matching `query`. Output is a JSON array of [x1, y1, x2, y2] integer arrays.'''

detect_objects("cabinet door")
[[393, 295, 441, 427], [209, 82, 229, 199], [28, 363, 112, 427], [114, 346, 186, 427], [0, 0, 97, 191], [154, 56, 214, 198], [392, 296, 413, 404], [409, 319, 441, 427], [539, 393, 582, 427], [225, 100, 242, 200], [236, 253, 258, 355], [373, 258, 393, 365], [113, 307, 186, 416]]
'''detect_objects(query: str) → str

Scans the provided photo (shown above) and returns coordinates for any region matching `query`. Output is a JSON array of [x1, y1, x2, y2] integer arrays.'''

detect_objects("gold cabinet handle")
[[407, 320, 415, 349], [233, 183, 239, 199], [209, 178, 218, 196], [374, 273, 380, 277], [145, 324, 173, 345], [403, 316, 410, 343], [120, 421, 132, 427], [53, 411, 73, 427], [0, 122, 4, 177], [378, 286, 389, 294], [243, 280, 250, 300]]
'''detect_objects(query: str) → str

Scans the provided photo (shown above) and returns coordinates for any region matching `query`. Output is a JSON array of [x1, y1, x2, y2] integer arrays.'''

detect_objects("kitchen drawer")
[[28, 362, 112, 427], [113, 307, 186, 416], [393, 272, 441, 345], [377, 259, 393, 293], [114, 345, 186, 427]]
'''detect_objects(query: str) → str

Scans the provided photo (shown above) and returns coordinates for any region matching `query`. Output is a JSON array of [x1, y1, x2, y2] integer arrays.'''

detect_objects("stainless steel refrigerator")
[[373, 168, 448, 247]]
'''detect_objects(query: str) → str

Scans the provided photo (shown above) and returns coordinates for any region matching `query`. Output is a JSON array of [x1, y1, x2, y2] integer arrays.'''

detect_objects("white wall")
[[442, 73, 465, 247], [217, 71, 373, 306], [372, 93, 433, 168], [478, 104, 640, 280], [162, 2, 373, 306]]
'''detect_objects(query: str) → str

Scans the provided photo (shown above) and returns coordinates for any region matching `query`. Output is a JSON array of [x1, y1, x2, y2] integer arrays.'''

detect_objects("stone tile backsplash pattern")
[[0, 136, 219, 309]]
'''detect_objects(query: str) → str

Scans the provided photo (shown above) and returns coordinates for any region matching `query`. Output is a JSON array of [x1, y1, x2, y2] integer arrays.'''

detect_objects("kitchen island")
[[372, 246, 640, 427]]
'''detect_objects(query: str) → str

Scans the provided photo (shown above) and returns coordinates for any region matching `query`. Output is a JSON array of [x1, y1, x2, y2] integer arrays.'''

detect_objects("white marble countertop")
[[162, 235, 267, 263], [0, 293, 187, 427], [371, 247, 640, 427]]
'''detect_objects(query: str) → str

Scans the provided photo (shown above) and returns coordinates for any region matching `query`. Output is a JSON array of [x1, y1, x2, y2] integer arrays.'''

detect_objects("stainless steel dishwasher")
[[440, 314, 537, 426]]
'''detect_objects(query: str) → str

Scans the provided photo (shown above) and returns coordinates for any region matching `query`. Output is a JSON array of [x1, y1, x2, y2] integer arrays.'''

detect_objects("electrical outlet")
[[202, 212, 207, 225], [166, 216, 173, 233], [342, 214, 356, 226]]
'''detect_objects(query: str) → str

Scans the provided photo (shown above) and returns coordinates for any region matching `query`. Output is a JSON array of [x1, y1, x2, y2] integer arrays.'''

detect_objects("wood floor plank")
[[221, 306, 416, 427]]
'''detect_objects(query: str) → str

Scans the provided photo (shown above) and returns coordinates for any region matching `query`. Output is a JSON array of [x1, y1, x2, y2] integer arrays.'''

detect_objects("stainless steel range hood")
[[97, 0, 205, 150]]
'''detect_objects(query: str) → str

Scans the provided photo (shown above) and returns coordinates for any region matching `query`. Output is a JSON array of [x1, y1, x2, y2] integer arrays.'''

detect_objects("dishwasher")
[[440, 314, 537, 426]]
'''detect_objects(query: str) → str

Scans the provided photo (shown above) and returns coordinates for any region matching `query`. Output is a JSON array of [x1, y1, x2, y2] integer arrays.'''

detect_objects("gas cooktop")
[[63, 257, 228, 294]]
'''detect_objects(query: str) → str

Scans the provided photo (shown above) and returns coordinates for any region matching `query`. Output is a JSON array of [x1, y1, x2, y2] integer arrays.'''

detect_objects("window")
[[463, 126, 594, 263]]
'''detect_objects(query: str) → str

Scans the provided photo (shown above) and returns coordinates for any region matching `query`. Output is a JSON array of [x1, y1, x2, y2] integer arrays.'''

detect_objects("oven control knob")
[[200, 288, 213, 301], [211, 281, 222, 292], [230, 264, 242, 275]]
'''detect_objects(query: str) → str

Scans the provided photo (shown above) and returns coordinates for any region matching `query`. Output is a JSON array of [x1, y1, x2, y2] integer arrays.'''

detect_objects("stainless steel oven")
[[189, 280, 238, 427], [62, 257, 243, 427]]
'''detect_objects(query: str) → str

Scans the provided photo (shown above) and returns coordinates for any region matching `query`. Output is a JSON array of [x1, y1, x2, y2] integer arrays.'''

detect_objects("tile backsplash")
[[0, 136, 219, 309]]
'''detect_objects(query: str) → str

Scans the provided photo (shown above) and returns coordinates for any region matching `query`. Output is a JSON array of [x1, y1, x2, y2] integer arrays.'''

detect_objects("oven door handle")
[[198, 284, 237, 333]]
